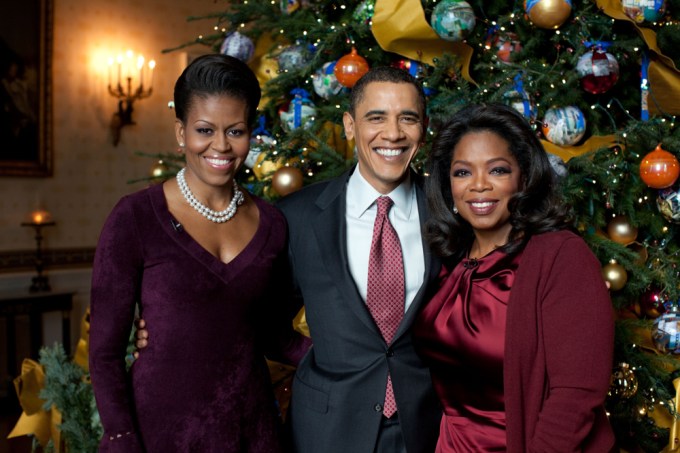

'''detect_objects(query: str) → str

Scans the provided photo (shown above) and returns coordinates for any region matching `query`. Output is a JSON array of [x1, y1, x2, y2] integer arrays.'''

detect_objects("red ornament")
[[639, 144, 680, 189], [639, 287, 666, 319], [334, 47, 370, 88], [576, 48, 619, 94]]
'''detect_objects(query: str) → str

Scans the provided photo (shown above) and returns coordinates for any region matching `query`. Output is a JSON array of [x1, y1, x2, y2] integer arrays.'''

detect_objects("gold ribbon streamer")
[[372, 0, 475, 84], [541, 134, 618, 162], [596, 0, 680, 115], [73, 307, 90, 371], [7, 359, 62, 451]]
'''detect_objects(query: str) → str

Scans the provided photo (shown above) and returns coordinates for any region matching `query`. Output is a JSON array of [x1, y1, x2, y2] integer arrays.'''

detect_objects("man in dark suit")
[[134, 67, 441, 452], [278, 66, 441, 453]]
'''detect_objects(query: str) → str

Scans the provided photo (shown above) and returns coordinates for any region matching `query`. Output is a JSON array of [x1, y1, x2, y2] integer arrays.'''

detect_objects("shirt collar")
[[346, 163, 414, 219]]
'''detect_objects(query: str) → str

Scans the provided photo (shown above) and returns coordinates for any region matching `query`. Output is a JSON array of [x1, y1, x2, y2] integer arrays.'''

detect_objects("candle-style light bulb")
[[148, 60, 156, 91], [137, 55, 145, 89]]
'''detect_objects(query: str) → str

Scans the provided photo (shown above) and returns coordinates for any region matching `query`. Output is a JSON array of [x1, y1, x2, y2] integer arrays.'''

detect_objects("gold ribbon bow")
[[7, 308, 92, 449], [7, 359, 62, 451]]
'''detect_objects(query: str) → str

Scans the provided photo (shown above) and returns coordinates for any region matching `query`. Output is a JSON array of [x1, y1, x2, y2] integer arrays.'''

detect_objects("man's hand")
[[133, 318, 149, 359]]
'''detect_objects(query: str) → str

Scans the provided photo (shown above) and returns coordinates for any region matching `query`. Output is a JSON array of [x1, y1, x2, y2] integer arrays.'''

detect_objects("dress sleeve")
[[89, 197, 145, 452], [529, 236, 614, 452], [258, 236, 311, 367]]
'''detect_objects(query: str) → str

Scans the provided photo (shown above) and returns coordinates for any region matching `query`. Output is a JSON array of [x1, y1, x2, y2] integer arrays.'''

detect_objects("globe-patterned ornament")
[[622, 0, 666, 23], [489, 32, 522, 63], [653, 308, 680, 354], [278, 45, 311, 72], [657, 185, 680, 223], [430, 0, 476, 42], [541, 106, 586, 146], [219, 32, 255, 63], [576, 49, 619, 94]]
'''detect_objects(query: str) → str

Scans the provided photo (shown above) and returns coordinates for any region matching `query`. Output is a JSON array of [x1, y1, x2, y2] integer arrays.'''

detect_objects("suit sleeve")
[[258, 222, 311, 366], [89, 198, 145, 452], [529, 237, 614, 452]]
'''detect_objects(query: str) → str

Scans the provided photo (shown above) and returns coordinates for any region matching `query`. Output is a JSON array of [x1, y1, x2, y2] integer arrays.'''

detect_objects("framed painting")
[[0, 0, 53, 177]]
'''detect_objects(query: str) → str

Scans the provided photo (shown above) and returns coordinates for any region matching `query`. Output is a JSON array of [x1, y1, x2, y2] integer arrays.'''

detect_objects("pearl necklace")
[[176, 167, 244, 223]]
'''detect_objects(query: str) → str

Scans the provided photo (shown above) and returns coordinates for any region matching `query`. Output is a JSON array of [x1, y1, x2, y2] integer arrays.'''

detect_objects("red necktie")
[[366, 196, 405, 418]]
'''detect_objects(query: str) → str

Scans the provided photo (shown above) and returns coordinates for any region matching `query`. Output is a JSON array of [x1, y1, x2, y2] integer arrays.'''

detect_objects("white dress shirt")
[[345, 165, 425, 313]]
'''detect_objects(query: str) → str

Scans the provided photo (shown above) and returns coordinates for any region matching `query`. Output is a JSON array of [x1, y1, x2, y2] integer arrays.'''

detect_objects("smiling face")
[[450, 130, 522, 250], [343, 81, 425, 194], [175, 94, 250, 192]]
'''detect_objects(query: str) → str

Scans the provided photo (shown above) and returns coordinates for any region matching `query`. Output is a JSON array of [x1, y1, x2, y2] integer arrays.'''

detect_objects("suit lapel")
[[311, 169, 382, 336]]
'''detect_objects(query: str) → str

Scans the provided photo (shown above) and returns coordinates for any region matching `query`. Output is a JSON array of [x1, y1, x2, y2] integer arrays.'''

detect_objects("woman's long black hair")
[[424, 103, 572, 263]]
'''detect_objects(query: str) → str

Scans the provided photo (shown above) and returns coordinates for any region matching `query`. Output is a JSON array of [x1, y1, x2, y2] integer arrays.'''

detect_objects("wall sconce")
[[108, 50, 156, 146], [21, 209, 56, 292]]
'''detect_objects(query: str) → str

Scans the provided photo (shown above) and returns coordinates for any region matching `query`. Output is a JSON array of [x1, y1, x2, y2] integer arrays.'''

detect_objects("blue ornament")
[[219, 32, 255, 63], [313, 62, 344, 99], [503, 74, 536, 120], [279, 89, 316, 131], [430, 0, 476, 42]]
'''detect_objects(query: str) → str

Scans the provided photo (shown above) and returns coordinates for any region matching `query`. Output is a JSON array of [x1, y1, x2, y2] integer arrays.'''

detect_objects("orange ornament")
[[639, 144, 680, 189], [334, 47, 369, 88]]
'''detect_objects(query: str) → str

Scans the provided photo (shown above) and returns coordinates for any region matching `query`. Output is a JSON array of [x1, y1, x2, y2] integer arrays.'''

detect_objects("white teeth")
[[205, 157, 231, 165], [375, 148, 403, 157], [471, 202, 494, 208]]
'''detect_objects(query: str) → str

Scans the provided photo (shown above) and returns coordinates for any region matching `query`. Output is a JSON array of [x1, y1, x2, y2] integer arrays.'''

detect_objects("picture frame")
[[0, 0, 53, 177]]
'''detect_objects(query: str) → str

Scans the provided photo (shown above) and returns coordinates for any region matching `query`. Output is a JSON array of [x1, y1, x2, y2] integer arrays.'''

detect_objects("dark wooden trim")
[[0, 247, 95, 273]]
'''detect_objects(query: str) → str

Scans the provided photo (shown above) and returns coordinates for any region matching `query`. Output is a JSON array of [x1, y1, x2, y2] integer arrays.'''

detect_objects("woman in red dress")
[[414, 104, 615, 452]]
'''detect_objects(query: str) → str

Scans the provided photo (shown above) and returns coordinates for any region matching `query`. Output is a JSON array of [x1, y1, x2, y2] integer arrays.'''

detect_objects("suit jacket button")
[[386, 348, 394, 357], [374, 403, 383, 412]]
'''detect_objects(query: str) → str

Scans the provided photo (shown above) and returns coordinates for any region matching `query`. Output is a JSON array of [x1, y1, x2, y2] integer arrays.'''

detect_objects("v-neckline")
[[147, 183, 272, 284]]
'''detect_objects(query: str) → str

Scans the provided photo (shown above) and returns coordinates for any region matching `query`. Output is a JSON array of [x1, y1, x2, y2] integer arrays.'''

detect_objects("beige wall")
[[0, 0, 224, 252]]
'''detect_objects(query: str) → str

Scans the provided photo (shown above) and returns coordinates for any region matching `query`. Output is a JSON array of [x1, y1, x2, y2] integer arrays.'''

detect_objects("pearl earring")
[[452, 205, 458, 214], [179, 142, 185, 147]]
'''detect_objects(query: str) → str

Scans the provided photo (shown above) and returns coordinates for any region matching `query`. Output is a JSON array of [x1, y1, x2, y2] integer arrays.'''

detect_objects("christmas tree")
[[158, 0, 680, 451]]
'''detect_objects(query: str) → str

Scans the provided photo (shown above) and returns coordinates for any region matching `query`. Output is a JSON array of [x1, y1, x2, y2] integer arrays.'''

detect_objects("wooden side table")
[[0, 290, 74, 381]]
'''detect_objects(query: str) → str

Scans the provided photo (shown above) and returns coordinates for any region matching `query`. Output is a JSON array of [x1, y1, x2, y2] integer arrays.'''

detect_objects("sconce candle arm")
[[108, 55, 156, 146]]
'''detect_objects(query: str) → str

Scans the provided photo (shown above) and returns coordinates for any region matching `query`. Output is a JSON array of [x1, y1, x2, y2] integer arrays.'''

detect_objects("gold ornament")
[[602, 259, 628, 291], [272, 167, 304, 197], [525, 0, 572, 29], [609, 362, 638, 399], [607, 215, 638, 245], [149, 160, 170, 184]]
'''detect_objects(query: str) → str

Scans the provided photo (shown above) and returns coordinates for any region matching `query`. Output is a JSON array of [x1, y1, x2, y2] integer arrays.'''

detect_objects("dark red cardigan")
[[504, 230, 616, 452]]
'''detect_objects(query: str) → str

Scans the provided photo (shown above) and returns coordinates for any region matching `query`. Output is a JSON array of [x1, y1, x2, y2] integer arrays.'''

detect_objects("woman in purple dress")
[[414, 104, 615, 452], [89, 54, 310, 452]]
